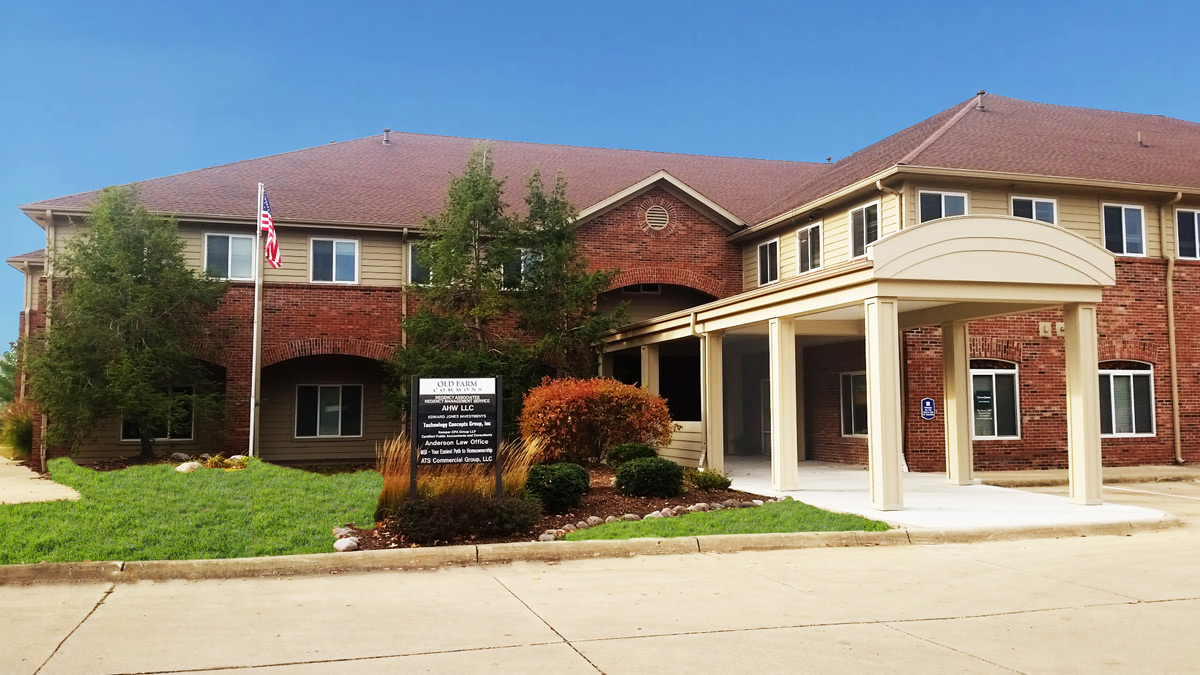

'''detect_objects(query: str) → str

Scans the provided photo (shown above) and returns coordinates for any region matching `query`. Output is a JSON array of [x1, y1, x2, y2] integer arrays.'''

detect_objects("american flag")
[[260, 189, 282, 269]]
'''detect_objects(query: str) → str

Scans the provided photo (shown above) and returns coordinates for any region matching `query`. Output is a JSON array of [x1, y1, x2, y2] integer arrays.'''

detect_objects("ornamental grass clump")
[[0, 399, 35, 459], [615, 456, 684, 498], [519, 377, 675, 463]]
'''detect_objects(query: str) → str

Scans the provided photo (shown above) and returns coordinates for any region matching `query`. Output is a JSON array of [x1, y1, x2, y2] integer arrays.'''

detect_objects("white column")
[[640, 344, 660, 395], [703, 331, 725, 474], [768, 318, 799, 490], [1064, 303, 1103, 505], [599, 352, 615, 378], [865, 298, 904, 510], [942, 321, 973, 485]]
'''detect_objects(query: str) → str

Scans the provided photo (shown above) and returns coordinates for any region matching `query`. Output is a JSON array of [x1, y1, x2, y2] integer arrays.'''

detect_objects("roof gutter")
[[730, 166, 901, 242], [1160, 191, 1185, 464]]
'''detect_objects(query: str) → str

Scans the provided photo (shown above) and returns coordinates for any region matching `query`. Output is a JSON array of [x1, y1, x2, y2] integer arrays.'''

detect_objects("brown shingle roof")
[[20, 94, 1200, 230], [20, 134, 830, 226], [6, 249, 44, 263]]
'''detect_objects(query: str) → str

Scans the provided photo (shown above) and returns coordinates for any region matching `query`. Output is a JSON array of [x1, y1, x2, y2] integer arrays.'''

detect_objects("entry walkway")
[[0, 456, 79, 504], [725, 457, 1173, 531]]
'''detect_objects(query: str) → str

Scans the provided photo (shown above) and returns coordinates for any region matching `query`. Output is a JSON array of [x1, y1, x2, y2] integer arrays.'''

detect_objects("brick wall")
[[804, 341, 868, 465]]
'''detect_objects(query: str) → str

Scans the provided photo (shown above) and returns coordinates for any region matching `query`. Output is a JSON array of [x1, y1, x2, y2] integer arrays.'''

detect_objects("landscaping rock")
[[622, 513, 641, 521], [538, 533, 556, 542], [586, 516, 604, 527], [645, 511, 663, 519], [687, 504, 707, 513], [229, 455, 247, 462], [752, 499, 764, 506], [543, 529, 558, 537], [198, 454, 212, 462], [555, 529, 567, 538], [175, 462, 202, 473], [168, 452, 190, 462], [333, 537, 359, 552], [605, 515, 619, 523], [710, 503, 724, 511], [660, 508, 674, 517], [722, 499, 738, 507], [741, 501, 758, 508], [332, 526, 355, 539], [562, 524, 576, 533], [575, 521, 588, 530]]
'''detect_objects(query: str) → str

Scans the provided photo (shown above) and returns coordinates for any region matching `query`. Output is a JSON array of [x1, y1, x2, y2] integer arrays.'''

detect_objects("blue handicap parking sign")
[[920, 397, 936, 420]]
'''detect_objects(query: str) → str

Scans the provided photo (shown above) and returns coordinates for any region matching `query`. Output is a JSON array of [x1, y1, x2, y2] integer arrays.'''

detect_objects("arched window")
[[1099, 361, 1155, 437], [969, 359, 1019, 439]]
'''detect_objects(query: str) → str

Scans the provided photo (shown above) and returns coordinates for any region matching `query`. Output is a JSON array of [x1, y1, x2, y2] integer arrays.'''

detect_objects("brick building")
[[11, 92, 1200, 508]]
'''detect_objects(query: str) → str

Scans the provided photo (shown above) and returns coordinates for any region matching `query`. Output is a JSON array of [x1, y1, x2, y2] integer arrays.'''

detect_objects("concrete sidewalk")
[[979, 463, 1200, 487], [8, 480, 1200, 674], [0, 456, 79, 505]]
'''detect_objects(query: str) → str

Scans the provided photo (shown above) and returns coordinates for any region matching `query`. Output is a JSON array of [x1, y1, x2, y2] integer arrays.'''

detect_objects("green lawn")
[[565, 498, 890, 541], [0, 458, 381, 564]]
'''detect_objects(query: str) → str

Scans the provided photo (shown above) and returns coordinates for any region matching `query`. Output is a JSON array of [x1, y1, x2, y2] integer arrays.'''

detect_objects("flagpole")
[[248, 182, 265, 458]]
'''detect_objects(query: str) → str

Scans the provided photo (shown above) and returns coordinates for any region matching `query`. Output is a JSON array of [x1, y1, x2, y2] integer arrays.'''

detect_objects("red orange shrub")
[[519, 377, 675, 463]]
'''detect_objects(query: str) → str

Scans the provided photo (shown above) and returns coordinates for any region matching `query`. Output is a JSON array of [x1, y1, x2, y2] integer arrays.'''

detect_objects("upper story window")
[[311, 238, 358, 284], [1011, 197, 1057, 225], [970, 360, 1019, 439], [295, 384, 363, 438], [622, 283, 661, 295], [501, 248, 542, 291], [1177, 209, 1200, 259], [797, 222, 821, 274], [408, 243, 431, 285], [850, 202, 880, 258], [918, 191, 967, 223], [1099, 361, 1154, 437], [204, 233, 255, 281], [1102, 204, 1145, 256], [121, 386, 194, 442], [840, 372, 868, 436], [757, 239, 779, 286]]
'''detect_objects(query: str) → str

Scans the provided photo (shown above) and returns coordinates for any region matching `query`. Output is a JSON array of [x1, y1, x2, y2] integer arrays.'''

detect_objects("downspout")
[[1160, 192, 1184, 464], [876, 180, 904, 230], [401, 227, 409, 349]]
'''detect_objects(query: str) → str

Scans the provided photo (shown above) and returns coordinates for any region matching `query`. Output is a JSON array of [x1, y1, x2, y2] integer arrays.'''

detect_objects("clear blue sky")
[[2, 1, 1198, 348]]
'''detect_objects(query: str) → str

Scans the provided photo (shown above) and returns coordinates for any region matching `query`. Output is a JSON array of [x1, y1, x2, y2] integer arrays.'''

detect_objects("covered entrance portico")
[[602, 216, 1117, 510]]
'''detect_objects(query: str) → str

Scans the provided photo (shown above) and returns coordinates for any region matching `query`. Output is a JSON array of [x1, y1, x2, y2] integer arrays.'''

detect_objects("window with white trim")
[[408, 242, 431, 285], [840, 372, 868, 436], [757, 239, 779, 286], [204, 234, 255, 281], [1011, 197, 1057, 225], [121, 387, 194, 441], [1102, 204, 1145, 256], [970, 360, 1019, 439], [1177, 209, 1200, 259], [850, 203, 880, 258], [918, 191, 967, 223], [797, 222, 821, 274], [501, 248, 542, 291], [295, 384, 363, 438], [311, 239, 359, 283], [1099, 362, 1154, 437]]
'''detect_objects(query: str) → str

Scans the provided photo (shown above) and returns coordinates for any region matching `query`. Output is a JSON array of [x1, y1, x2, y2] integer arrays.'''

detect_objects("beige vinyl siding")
[[599, 286, 717, 325], [660, 420, 703, 467], [70, 408, 225, 462], [258, 354, 397, 463], [742, 246, 758, 291], [878, 192, 902, 237]]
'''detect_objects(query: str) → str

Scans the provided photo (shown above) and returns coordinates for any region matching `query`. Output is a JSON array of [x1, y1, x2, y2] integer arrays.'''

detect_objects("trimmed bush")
[[520, 377, 675, 463], [392, 493, 542, 546], [606, 442, 657, 468], [0, 400, 35, 459], [525, 462, 590, 514], [687, 468, 732, 491], [615, 456, 684, 498]]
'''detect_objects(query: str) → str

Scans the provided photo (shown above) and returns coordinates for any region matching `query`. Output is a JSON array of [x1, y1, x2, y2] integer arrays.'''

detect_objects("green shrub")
[[687, 468, 732, 491], [392, 493, 542, 546], [525, 462, 590, 514], [605, 442, 657, 468], [615, 456, 684, 498], [0, 400, 35, 459]]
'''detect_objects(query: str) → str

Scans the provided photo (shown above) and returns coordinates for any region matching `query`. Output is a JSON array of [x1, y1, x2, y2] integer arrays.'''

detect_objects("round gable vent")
[[644, 205, 670, 230]]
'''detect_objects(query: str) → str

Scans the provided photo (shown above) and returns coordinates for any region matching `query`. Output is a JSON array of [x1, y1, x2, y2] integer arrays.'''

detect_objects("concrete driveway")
[[7, 479, 1200, 674]]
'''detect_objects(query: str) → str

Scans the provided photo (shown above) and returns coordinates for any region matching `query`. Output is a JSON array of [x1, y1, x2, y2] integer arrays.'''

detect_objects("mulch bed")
[[353, 466, 769, 549]]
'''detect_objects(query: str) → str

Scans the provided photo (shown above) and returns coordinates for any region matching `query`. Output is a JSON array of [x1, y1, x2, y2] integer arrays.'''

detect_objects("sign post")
[[410, 377, 504, 498]]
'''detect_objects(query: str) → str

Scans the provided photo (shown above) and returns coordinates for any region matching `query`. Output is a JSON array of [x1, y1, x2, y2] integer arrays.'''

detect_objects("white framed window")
[[1177, 209, 1200, 259], [840, 372, 868, 436], [501, 248, 542, 291], [121, 387, 195, 442], [1011, 196, 1057, 225], [850, 202, 880, 258], [969, 360, 1020, 439], [408, 242, 431, 285], [310, 238, 359, 283], [797, 222, 821, 274], [918, 190, 968, 223], [204, 233, 256, 281], [1099, 362, 1155, 437], [1102, 204, 1145, 256], [757, 239, 779, 286], [295, 384, 363, 438], [621, 283, 661, 295]]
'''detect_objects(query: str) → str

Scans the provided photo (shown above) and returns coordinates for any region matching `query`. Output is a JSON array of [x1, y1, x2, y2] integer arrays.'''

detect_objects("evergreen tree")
[[27, 186, 228, 459]]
